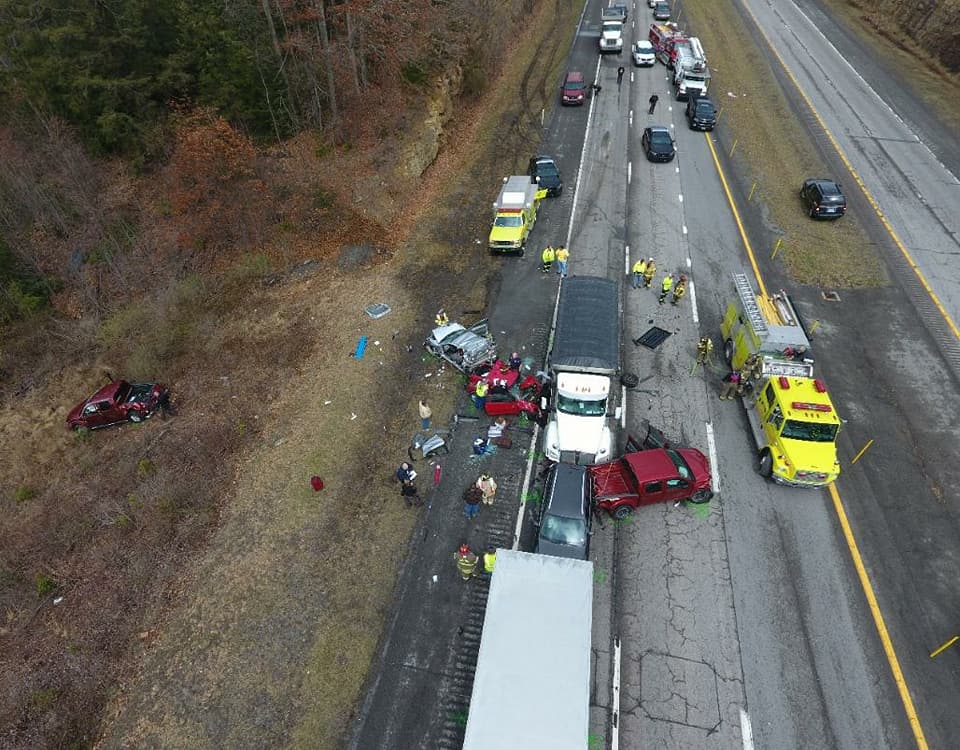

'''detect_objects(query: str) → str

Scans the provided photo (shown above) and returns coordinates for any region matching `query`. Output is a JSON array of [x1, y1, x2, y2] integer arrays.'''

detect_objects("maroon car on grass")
[[67, 380, 170, 430]]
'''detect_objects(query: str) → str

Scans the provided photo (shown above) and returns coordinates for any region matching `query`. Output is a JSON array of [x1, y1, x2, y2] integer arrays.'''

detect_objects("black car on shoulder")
[[800, 178, 846, 219], [685, 95, 717, 131], [641, 126, 676, 162], [528, 155, 563, 197]]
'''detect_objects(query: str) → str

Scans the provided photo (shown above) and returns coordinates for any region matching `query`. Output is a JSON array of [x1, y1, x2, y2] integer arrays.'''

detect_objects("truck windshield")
[[494, 215, 523, 227], [781, 420, 838, 442], [541, 515, 587, 546], [556, 393, 607, 416]]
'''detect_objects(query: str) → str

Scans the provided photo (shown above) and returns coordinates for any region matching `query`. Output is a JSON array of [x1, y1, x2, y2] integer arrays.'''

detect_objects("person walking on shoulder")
[[642, 258, 656, 288], [481, 547, 496, 578], [418, 399, 432, 430], [540, 245, 555, 273], [671, 275, 687, 305], [555, 246, 570, 277], [632, 258, 647, 289], [648, 94, 659, 114], [617, 66, 625, 86], [476, 474, 498, 505], [720, 370, 741, 400], [473, 379, 488, 411], [463, 485, 483, 519], [454, 544, 479, 580]]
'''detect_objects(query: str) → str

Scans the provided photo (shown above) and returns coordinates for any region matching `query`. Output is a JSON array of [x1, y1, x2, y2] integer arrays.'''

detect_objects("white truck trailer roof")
[[462, 550, 594, 750]]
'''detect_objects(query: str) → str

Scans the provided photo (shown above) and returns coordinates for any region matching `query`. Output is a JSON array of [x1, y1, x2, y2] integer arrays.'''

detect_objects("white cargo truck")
[[462, 550, 593, 750], [543, 276, 621, 465], [599, 13, 624, 54]]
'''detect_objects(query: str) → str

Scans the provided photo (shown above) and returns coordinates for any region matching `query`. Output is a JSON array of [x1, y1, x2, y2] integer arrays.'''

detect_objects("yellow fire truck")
[[720, 273, 841, 487]]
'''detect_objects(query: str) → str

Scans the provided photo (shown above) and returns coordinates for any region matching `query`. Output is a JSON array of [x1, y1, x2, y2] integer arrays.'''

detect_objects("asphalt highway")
[[349, 1, 960, 748]]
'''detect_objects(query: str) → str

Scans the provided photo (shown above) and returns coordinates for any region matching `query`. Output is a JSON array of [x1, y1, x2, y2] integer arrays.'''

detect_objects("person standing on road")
[[642, 258, 656, 288], [720, 369, 741, 400], [473, 379, 488, 411], [454, 544, 479, 580], [659, 273, 674, 304], [632, 258, 647, 289], [617, 66, 625, 86], [418, 399, 432, 430], [648, 94, 659, 114], [540, 245, 555, 273], [671, 274, 687, 305], [696, 337, 714, 365], [556, 246, 570, 277], [463, 486, 483, 519], [477, 474, 499, 506]]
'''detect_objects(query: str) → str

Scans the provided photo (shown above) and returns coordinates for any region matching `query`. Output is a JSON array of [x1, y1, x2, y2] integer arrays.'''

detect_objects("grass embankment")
[[683, 0, 887, 288], [93, 0, 585, 749]]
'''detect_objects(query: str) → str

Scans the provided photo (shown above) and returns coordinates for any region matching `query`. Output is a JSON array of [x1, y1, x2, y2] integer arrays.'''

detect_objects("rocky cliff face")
[[856, 0, 960, 71]]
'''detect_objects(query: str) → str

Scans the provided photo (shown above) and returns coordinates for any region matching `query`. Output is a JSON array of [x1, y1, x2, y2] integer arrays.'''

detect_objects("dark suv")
[[535, 463, 593, 560], [800, 179, 847, 219], [528, 155, 563, 196], [685, 95, 716, 131]]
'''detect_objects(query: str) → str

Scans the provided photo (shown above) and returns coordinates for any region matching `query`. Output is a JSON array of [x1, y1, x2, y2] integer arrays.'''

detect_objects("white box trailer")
[[462, 550, 594, 750]]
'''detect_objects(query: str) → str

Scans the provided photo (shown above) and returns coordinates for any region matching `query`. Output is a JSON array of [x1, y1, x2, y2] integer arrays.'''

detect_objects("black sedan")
[[528, 155, 563, 196], [641, 126, 676, 162]]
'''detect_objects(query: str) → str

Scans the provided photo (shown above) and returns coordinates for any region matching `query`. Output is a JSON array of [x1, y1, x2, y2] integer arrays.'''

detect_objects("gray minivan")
[[535, 463, 593, 560]]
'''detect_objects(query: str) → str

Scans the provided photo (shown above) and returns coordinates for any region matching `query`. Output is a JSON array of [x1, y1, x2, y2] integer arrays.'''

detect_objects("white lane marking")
[[629, 109, 634, 127], [706, 421, 720, 495], [689, 279, 699, 324], [686, 257, 692, 267], [567, 55, 604, 250], [612, 637, 622, 750], [630, 70, 634, 84], [624, 244, 631, 277], [740, 708, 755, 750], [628, 162, 632, 185], [621, 385, 627, 428], [675, 166, 680, 174], [513, 423, 541, 549], [682, 225, 688, 235], [678, 194, 684, 203]]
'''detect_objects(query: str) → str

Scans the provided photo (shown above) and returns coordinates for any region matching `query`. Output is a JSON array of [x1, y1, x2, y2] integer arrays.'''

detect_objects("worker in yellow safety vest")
[[631, 258, 647, 289], [671, 274, 687, 305], [642, 259, 656, 288], [540, 246, 555, 273], [659, 273, 674, 305]]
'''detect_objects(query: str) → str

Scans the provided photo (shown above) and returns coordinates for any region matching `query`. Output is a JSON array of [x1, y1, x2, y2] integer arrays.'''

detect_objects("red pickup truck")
[[66, 380, 169, 430], [589, 432, 714, 519]]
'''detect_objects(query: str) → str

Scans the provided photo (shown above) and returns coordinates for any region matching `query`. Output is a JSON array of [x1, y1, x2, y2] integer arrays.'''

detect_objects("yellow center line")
[[828, 483, 929, 749], [741, 1, 960, 345], [701, 10, 931, 742]]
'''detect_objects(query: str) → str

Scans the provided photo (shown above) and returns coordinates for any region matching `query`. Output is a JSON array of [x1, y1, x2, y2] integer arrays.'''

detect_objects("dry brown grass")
[[0, 0, 591, 748], [684, 0, 887, 288]]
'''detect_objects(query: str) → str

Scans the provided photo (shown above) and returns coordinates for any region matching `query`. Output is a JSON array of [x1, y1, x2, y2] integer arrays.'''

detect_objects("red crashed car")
[[468, 360, 543, 418], [67, 380, 170, 430]]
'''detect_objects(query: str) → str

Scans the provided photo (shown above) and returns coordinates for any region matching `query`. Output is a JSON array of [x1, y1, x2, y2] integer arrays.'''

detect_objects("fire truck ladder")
[[733, 272, 768, 335]]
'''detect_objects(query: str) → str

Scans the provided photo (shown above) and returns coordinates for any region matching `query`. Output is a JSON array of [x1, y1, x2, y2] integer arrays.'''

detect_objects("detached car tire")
[[621, 372, 640, 389]]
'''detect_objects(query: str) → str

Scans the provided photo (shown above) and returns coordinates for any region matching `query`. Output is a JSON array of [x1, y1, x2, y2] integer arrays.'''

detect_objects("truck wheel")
[[518, 246, 525, 258], [759, 450, 773, 478], [690, 489, 713, 504], [128, 411, 143, 423], [723, 339, 734, 364], [612, 505, 633, 521], [621, 372, 639, 389]]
